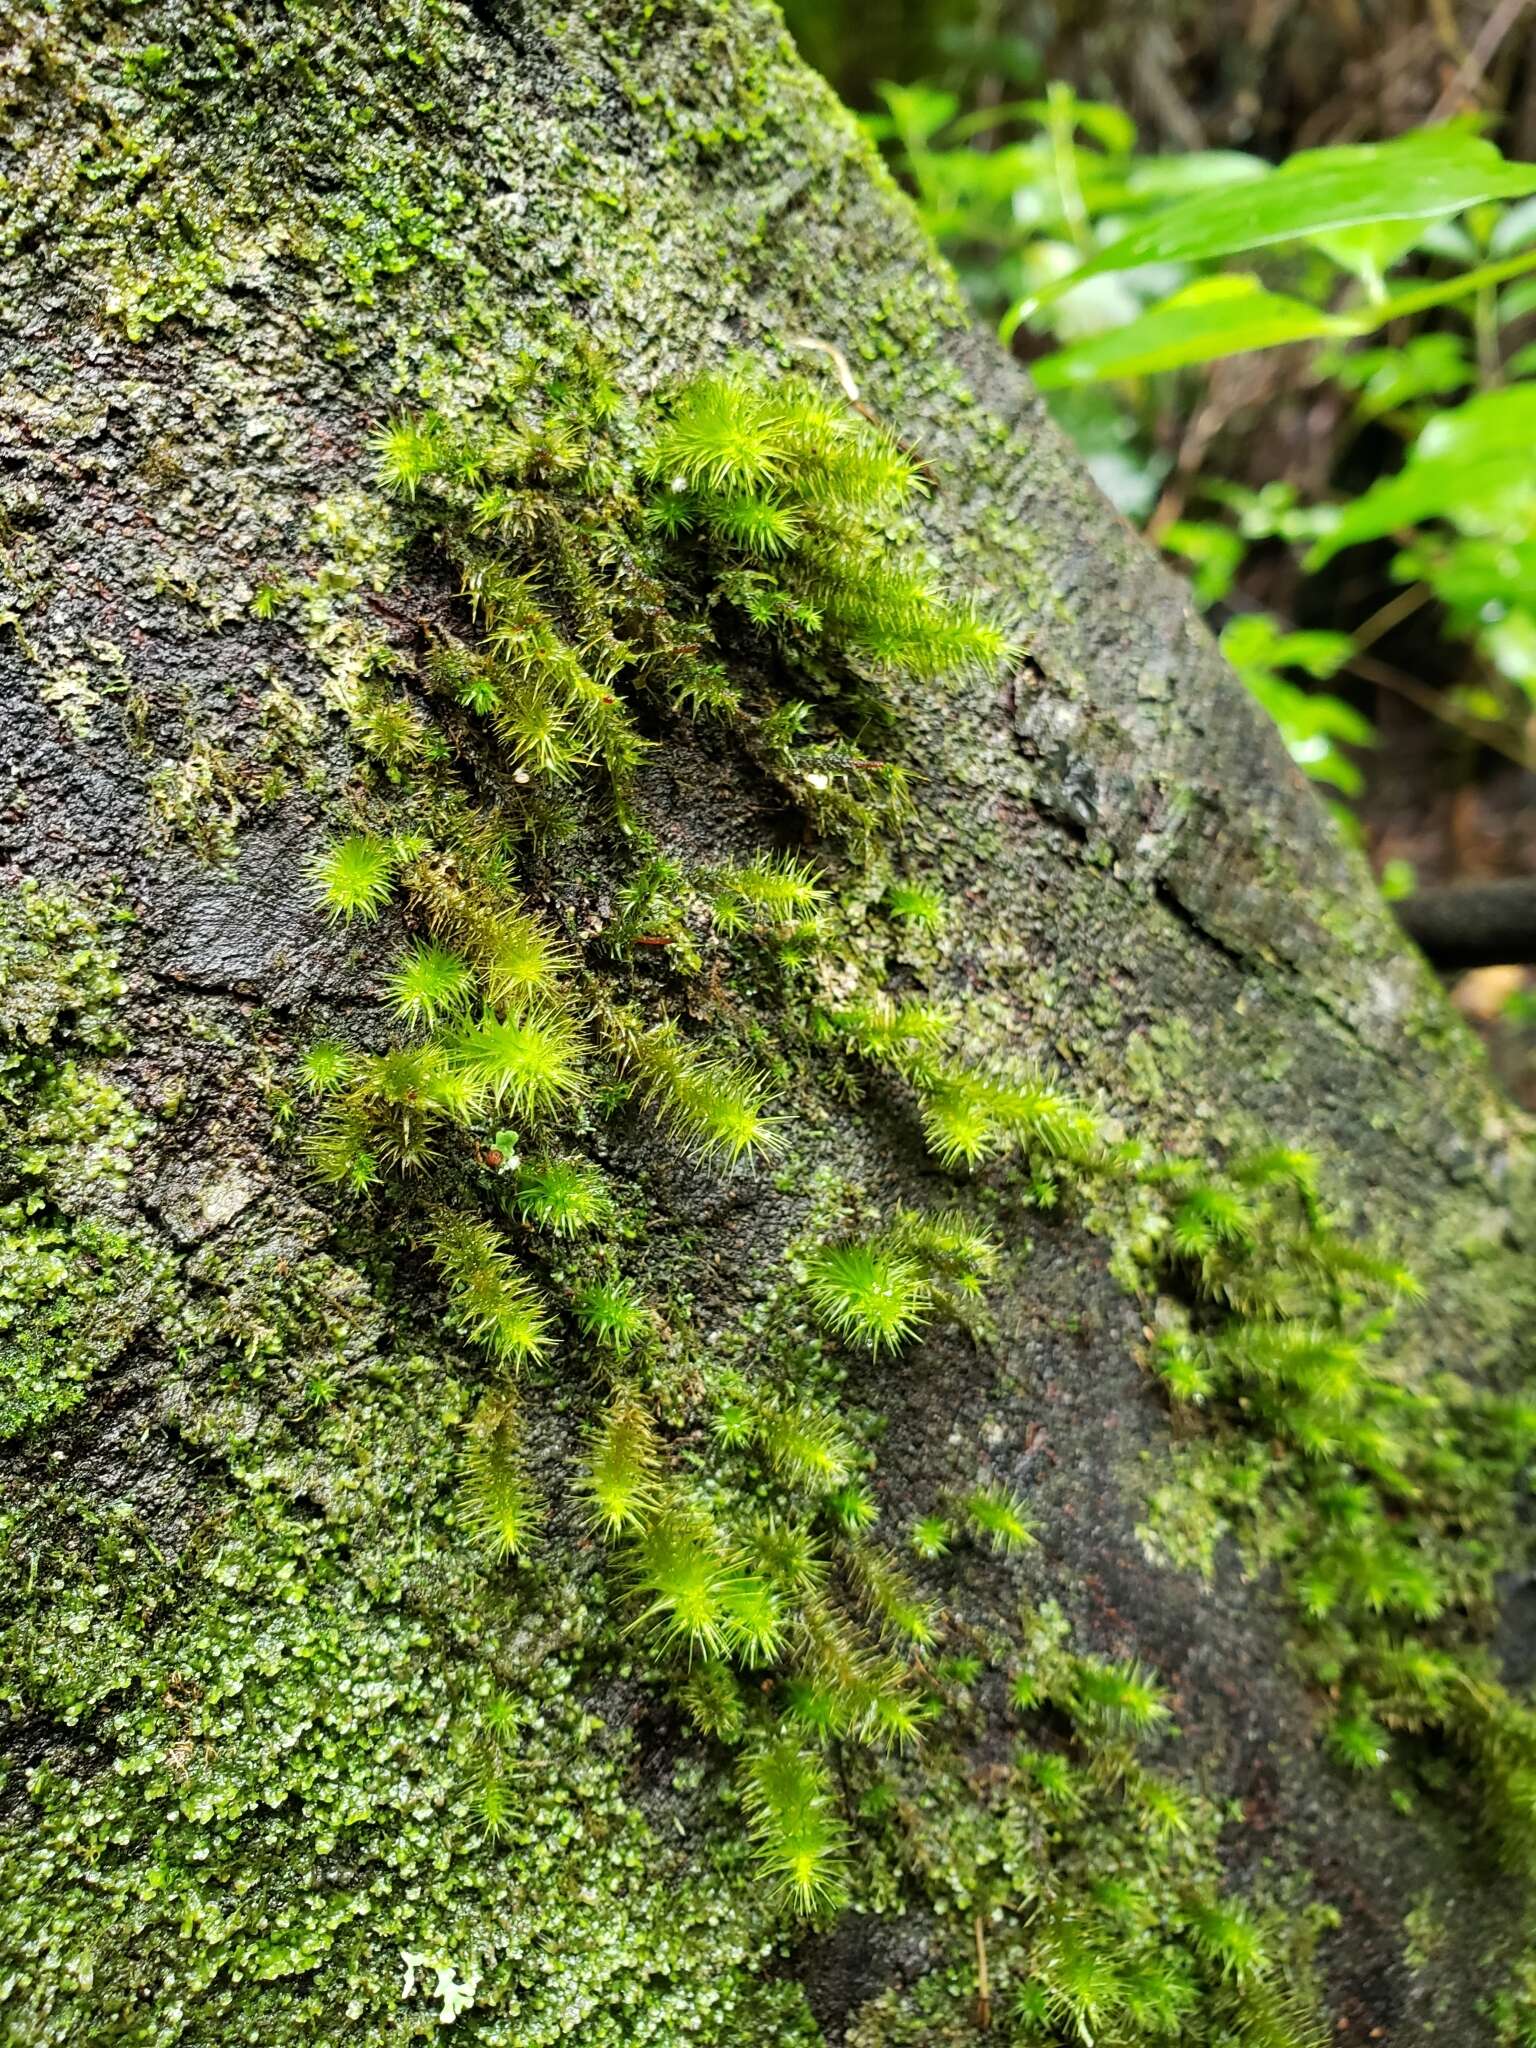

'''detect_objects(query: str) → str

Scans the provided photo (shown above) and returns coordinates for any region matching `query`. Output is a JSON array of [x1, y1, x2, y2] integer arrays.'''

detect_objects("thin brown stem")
[[1350, 582, 1431, 654], [1344, 648, 1534, 772], [1430, 0, 1531, 117]]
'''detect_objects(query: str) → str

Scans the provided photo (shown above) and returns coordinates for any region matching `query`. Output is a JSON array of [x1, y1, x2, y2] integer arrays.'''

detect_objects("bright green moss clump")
[[844, 1603, 1332, 2048], [283, 354, 1535, 2004], [278, 363, 1034, 1918]]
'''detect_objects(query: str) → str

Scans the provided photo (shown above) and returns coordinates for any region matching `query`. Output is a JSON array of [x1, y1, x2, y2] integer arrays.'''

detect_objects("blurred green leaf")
[[1321, 333, 1472, 418], [1123, 152, 1268, 204], [1035, 247, 1536, 389], [1161, 519, 1247, 606], [1310, 217, 1434, 294], [1032, 276, 1352, 387], [1310, 386, 1536, 563], [1359, 244, 1536, 322], [1004, 125, 1536, 333], [1378, 858, 1418, 902], [1221, 614, 1371, 793]]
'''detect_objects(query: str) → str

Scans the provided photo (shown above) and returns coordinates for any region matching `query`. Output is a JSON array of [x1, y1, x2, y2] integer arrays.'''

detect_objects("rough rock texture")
[[1, 2, 1531, 2043]]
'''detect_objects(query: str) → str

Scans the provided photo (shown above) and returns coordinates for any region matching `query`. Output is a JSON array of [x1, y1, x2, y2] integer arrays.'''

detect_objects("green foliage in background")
[[866, 85, 1536, 814]]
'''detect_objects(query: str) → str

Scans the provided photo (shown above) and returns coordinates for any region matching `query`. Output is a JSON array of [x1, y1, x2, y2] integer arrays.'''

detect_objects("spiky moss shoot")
[[452, 559, 650, 793], [964, 1483, 1037, 1554], [1169, 1184, 1255, 1260], [441, 1001, 586, 1126], [680, 1659, 747, 1743], [885, 1208, 999, 1302], [581, 1394, 661, 1537], [405, 859, 573, 1008], [738, 1737, 850, 1915], [1069, 1658, 1172, 1736], [846, 1542, 938, 1648], [825, 1481, 879, 1533], [1021, 1917, 1130, 2042], [805, 1240, 930, 1356], [750, 1397, 856, 1489], [298, 1038, 352, 1095], [824, 995, 1104, 1180], [821, 991, 951, 1072], [644, 373, 797, 497], [429, 1213, 553, 1367], [1157, 1335, 1215, 1404], [374, 410, 453, 498], [627, 1509, 746, 1664], [351, 689, 427, 777], [1329, 1707, 1390, 1771], [460, 1391, 540, 1558], [747, 1514, 827, 1596], [307, 1046, 476, 1187], [910, 1514, 952, 1560], [920, 1068, 1105, 1176], [1181, 1898, 1271, 1983], [309, 833, 398, 921], [884, 880, 944, 928], [710, 853, 823, 938], [514, 1155, 609, 1236], [385, 941, 475, 1028], [642, 369, 1011, 681], [616, 1017, 783, 1169], [471, 1762, 520, 1842], [572, 1278, 650, 1356]]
